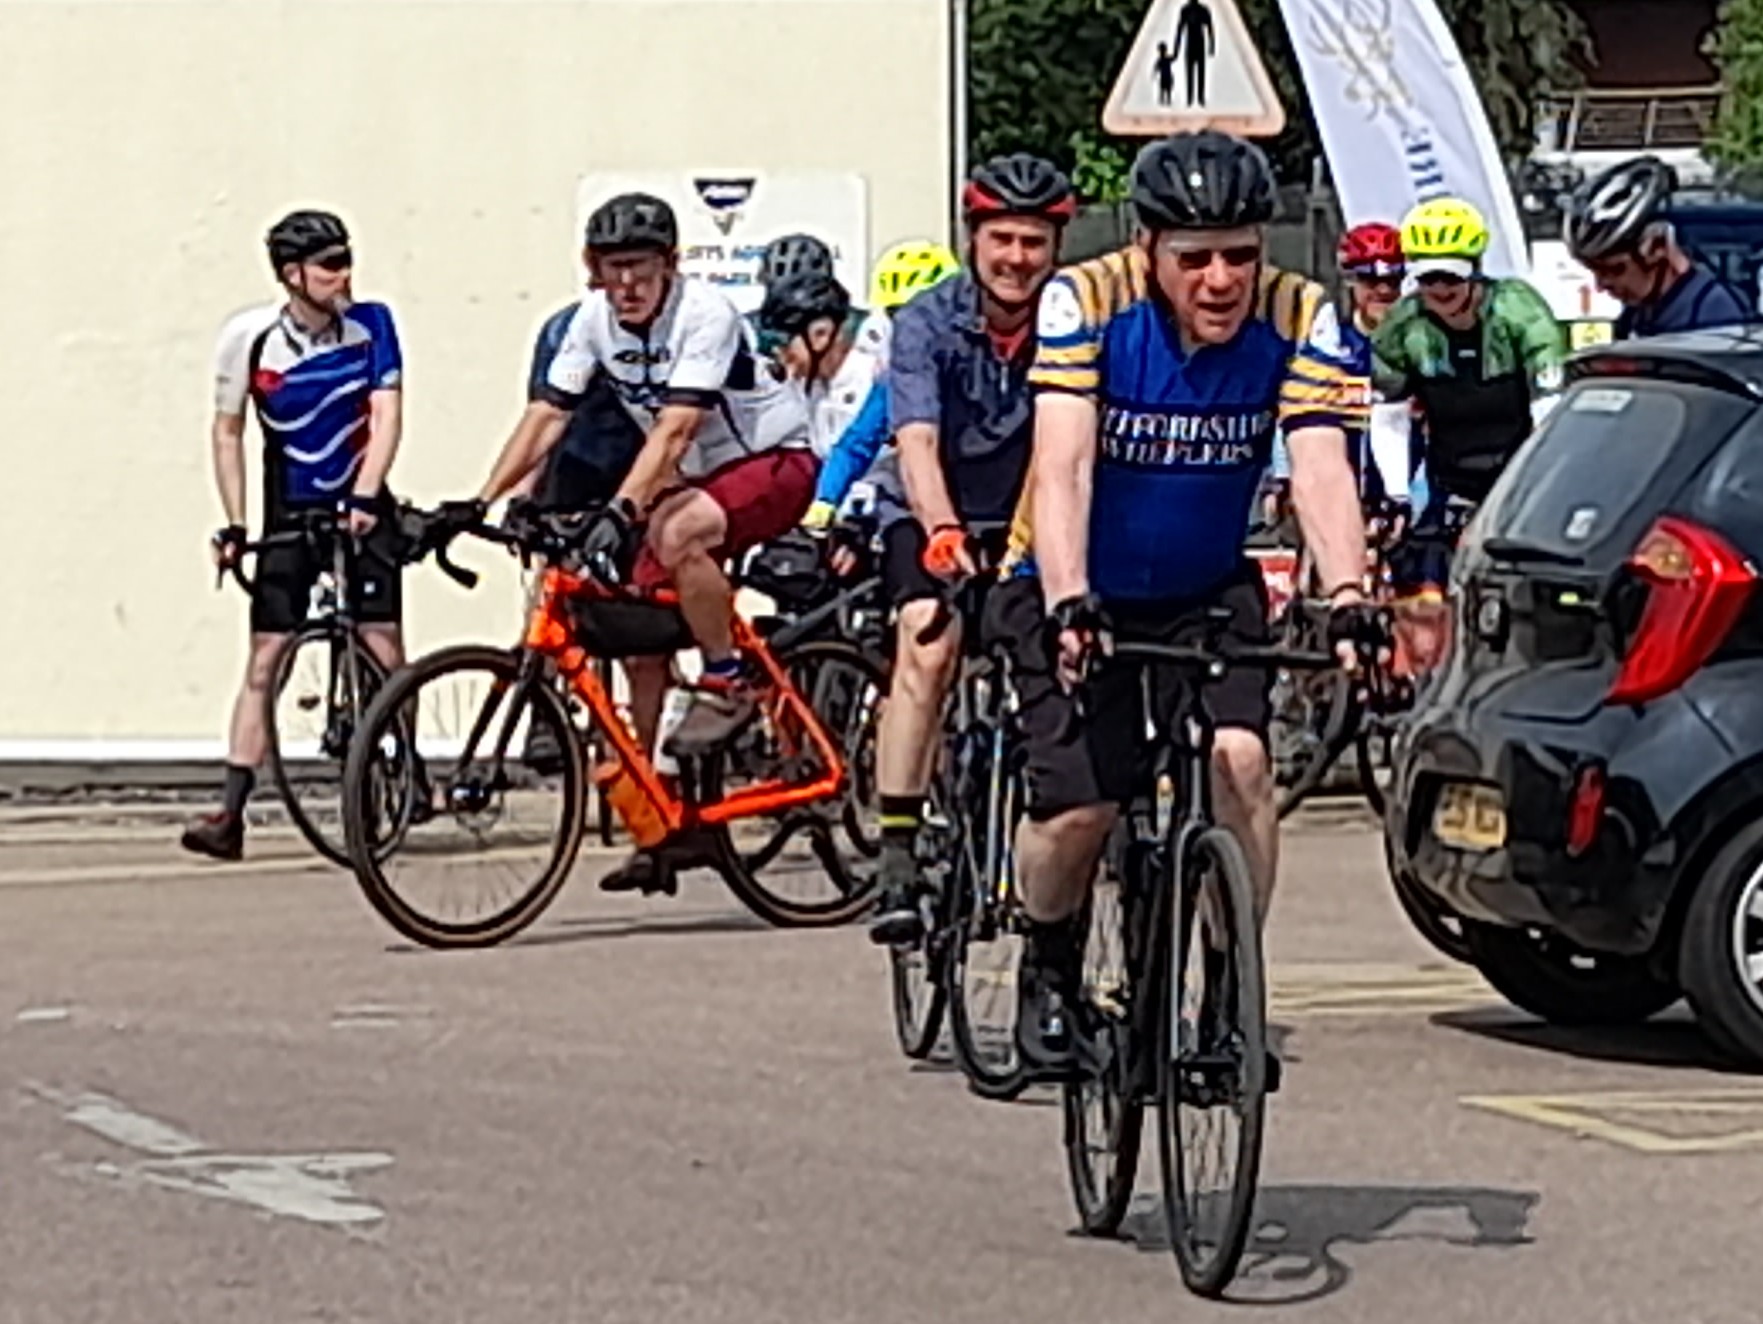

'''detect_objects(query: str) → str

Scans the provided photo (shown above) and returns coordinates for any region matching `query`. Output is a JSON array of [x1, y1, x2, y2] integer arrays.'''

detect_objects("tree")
[[969, 0, 1589, 201], [1706, 0, 1763, 181]]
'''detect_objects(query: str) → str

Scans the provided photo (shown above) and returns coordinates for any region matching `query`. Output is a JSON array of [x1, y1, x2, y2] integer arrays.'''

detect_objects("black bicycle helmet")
[[759, 233, 835, 287], [1565, 156, 1677, 262], [265, 209, 349, 271], [962, 153, 1078, 226], [584, 193, 678, 254], [1130, 131, 1276, 232], [758, 272, 852, 340]]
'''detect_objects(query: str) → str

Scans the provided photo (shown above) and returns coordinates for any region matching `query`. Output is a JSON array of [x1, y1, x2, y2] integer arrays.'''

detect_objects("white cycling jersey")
[[545, 278, 809, 477], [799, 311, 890, 458]]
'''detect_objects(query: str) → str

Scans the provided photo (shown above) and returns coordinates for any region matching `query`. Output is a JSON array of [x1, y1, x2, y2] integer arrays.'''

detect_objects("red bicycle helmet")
[[1338, 222, 1404, 275]]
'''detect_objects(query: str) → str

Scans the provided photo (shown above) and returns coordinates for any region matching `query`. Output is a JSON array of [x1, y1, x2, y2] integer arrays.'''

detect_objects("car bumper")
[[1388, 687, 1729, 956]]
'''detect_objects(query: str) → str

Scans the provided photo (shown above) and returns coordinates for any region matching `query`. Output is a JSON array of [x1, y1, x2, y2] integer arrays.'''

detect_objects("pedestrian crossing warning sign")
[[1102, 0, 1286, 138]]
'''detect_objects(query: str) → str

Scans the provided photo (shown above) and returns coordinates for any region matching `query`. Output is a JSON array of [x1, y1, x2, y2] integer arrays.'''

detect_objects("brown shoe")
[[662, 677, 760, 758], [180, 811, 244, 861]]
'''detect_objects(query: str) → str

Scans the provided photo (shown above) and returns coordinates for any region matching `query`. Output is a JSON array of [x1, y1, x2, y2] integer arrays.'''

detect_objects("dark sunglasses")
[[1416, 271, 1467, 289], [1171, 245, 1262, 272], [309, 247, 354, 272], [1348, 267, 1405, 284]]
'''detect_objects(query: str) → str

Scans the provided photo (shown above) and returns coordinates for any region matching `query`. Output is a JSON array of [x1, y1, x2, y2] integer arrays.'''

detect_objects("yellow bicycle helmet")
[[1399, 197, 1491, 262], [869, 240, 961, 311]]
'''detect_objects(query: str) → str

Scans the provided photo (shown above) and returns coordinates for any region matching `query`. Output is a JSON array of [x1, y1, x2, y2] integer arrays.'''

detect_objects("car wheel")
[[1382, 833, 1472, 965], [1680, 819, 1763, 1065], [1462, 920, 1679, 1026]]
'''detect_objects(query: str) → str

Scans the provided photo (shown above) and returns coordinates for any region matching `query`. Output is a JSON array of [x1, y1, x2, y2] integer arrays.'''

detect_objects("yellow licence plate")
[[1433, 783, 1507, 851]]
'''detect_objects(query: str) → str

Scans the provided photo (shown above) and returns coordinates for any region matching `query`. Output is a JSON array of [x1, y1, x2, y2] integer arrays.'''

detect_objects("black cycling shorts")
[[251, 510, 404, 635], [881, 520, 943, 607], [988, 562, 1273, 819]]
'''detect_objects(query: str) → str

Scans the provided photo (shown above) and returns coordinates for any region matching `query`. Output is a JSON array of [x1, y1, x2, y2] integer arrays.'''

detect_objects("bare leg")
[[875, 600, 960, 798], [1013, 804, 1118, 924], [1210, 729, 1278, 922]]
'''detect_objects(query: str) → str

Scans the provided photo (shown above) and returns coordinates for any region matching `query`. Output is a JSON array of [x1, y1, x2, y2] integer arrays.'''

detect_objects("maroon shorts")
[[632, 448, 818, 590]]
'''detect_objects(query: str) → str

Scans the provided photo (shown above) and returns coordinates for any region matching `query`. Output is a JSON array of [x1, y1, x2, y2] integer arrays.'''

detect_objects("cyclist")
[[866, 154, 1078, 945], [1375, 197, 1566, 669], [182, 209, 409, 860], [1565, 155, 1752, 339], [798, 241, 962, 540], [1002, 130, 1377, 1078], [750, 232, 837, 355], [470, 193, 814, 888], [1264, 221, 1413, 525], [520, 302, 645, 512]]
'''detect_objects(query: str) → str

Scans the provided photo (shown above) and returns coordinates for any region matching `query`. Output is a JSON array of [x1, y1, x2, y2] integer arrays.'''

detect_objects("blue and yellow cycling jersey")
[[1030, 247, 1368, 602]]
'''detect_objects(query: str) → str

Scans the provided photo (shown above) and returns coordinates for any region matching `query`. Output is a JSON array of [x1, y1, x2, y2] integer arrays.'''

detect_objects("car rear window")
[[1473, 379, 1753, 570]]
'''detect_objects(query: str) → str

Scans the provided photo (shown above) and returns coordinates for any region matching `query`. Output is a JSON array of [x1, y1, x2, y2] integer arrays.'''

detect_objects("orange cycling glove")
[[921, 524, 970, 580]]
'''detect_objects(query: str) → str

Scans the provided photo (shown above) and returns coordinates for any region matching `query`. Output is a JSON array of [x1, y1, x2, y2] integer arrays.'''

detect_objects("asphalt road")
[[3, 801, 1762, 1323]]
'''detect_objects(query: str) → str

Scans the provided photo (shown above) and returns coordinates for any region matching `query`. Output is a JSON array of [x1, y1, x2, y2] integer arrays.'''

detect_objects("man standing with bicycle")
[[865, 154, 1077, 945], [183, 210, 410, 861], [1003, 131, 1381, 1078]]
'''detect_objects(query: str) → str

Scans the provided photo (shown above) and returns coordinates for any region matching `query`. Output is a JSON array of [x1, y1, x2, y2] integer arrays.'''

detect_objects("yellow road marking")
[[1463, 1088, 1763, 1155]]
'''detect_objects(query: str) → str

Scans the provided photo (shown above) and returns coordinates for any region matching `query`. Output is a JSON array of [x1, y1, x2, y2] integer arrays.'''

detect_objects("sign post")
[[1102, 0, 1286, 138]]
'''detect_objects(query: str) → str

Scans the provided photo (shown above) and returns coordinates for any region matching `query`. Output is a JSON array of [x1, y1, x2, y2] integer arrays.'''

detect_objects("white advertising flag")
[[1275, 0, 1528, 277]]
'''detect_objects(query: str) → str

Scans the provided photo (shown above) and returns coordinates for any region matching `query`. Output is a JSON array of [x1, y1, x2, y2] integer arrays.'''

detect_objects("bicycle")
[[221, 504, 466, 867], [1270, 496, 1414, 819], [885, 568, 1030, 1101], [339, 505, 881, 948], [1057, 615, 1335, 1297]]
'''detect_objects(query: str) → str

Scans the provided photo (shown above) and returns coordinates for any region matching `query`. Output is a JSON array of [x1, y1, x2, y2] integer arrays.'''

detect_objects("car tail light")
[[1606, 516, 1757, 706], [1565, 764, 1605, 858]]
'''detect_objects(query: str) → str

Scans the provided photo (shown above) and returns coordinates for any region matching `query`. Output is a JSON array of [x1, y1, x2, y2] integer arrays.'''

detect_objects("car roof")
[[1570, 326, 1763, 400]]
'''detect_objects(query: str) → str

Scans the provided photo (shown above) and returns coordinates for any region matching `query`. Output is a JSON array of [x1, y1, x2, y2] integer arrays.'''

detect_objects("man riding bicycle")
[[471, 192, 815, 891], [865, 154, 1078, 945], [1374, 198, 1566, 665], [183, 209, 408, 861], [1565, 155, 1752, 340], [1003, 130, 1377, 1079]]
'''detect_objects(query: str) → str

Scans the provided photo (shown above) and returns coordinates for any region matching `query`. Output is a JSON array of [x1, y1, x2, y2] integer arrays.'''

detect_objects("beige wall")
[[0, 0, 950, 754]]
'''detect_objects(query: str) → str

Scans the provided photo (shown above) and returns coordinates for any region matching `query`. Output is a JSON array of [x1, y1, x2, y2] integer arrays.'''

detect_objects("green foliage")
[[1706, 0, 1763, 178], [969, 0, 1589, 201]]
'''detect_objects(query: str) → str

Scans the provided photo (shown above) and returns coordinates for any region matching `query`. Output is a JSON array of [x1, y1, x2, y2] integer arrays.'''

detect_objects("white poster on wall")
[[575, 171, 868, 314]]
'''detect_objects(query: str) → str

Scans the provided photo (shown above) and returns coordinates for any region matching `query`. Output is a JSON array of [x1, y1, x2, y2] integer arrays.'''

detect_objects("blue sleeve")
[[528, 306, 576, 401], [887, 299, 942, 431], [353, 302, 403, 389], [816, 379, 891, 506]]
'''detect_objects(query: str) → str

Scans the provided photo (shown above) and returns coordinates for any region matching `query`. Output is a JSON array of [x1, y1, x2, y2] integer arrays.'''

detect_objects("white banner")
[[1276, 0, 1527, 278]]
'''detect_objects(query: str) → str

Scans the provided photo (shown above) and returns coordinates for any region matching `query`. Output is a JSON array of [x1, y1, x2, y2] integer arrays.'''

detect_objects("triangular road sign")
[[1102, 0, 1286, 138]]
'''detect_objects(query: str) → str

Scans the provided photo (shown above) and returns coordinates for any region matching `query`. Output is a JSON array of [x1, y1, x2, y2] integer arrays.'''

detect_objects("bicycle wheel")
[[890, 928, 948, 1060], [1063, 869, 1144, 1233], [342, 645, 587, 948], [592, 658, 618, 847], [717, 639, 885, 927], [266, 622, 387, 867], [1159, 825, 1267, 1297], [947, 763, 1027, 1101]]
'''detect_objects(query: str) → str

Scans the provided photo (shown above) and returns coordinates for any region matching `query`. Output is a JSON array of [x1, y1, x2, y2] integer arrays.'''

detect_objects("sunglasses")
[[1168, 244, 1263, 272], [1348, 266, 1405, 283], [309, 247, 354, 272], [1416, 272, 1468, 289]]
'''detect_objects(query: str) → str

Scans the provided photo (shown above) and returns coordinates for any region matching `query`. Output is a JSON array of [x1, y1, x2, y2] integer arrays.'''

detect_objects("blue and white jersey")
[[213, 300, 403, 511]]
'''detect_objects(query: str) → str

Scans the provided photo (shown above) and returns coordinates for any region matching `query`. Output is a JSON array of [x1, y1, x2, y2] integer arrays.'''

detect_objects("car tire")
[[1679, 819, 1763, 1065], [1383, 833, 1472, 965], [1462, 920, 1679, 1026]]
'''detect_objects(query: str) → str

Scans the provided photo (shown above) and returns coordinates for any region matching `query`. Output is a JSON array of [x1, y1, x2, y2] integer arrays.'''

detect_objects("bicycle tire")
[[266, 622, 387, 868], [946, 766, 1028, 1101], [1159, 825, 1267, 1298], [341, 645, 587, 948], [717, 639, 885, 928], [1063, 875, 1144, 1234], [890, 938, 948, 1060], [592, 658, 618, 847]]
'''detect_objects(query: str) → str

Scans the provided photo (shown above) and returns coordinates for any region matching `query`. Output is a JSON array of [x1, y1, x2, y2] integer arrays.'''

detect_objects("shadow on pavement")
[[1116, 1182, 1538, 1305], [1430, 1007, 1746, 1074], [383, 910, 770, 953]]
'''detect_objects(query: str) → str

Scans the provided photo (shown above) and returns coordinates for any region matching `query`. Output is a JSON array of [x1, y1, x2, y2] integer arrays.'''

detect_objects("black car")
[[1385, 329, 1763, 1063]]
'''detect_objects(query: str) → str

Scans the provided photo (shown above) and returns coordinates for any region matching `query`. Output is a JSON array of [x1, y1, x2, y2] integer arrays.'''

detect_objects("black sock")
[[879, 794, 923, 849], [222, 764, 255, 818]]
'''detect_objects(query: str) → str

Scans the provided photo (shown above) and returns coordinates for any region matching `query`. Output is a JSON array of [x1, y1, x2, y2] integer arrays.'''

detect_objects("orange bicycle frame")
[[519, 565, 848, 834]]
